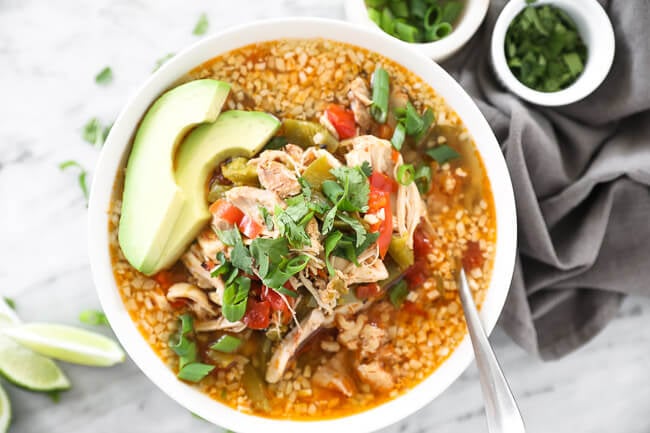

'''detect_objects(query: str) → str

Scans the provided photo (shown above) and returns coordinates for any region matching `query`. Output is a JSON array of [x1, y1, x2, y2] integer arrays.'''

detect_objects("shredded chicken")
[[300, 147, 342, 169], [319, 112, 340, 140], [348, 77, 373, 133], [312, 352, 355, 397], [166, 283, 218, 319], [344, 135, 395, 175], [250, 150, 302, 198], [336, 314, 367, 351], [359, 324, 386, 358], [196, 228, 224, 261], [195, 317, 246, 333], [284, 143, 304, 162], [331, 246, 388, 286], [181, 244, 224, 292], [266, 309, 326, 383], [225, 186, 285, 234], [395, 176, 425, 249], [356, 361, 395, 391]]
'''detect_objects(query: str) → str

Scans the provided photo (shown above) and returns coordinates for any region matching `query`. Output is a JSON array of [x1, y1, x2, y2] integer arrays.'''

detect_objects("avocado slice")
[[153, 110, 281, 272], [118, 79, 231, 275]]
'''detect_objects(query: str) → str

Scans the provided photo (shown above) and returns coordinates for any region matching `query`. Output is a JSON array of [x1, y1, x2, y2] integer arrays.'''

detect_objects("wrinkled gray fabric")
[[442, 0, 650, 359]]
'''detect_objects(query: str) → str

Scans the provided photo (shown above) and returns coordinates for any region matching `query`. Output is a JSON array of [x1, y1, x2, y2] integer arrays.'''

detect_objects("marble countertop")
[[1, 1, 648, 432]]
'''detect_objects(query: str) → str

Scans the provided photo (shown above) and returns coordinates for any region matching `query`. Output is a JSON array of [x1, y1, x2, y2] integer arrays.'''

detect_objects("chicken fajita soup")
[[109, 38, 496, 419]]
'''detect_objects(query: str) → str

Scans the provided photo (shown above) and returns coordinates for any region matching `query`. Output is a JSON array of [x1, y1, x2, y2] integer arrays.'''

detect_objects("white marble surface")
[[1, 1, 649, 432]]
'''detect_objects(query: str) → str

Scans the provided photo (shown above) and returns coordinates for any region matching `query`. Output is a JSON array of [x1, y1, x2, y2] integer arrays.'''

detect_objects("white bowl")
[[491, 0, 615, 106], [345, 0, 489, 62], [88, 18, 517, 433]]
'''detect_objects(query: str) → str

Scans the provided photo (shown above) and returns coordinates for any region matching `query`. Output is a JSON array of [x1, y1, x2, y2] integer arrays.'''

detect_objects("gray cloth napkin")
[[442, 0, 650, 359]]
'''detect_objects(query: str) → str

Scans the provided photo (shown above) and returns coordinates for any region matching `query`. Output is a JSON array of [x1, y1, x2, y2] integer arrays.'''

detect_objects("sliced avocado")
[[153, 110, 281, 272], [118, 79, 231, 275]]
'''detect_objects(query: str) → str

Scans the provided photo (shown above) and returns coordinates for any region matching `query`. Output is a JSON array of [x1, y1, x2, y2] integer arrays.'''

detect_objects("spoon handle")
[[458, 270, 526, 433]]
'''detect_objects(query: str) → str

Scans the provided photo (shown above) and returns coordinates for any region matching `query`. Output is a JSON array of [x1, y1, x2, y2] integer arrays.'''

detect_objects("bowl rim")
[[344, 0, 490, 62], [88, 17, 517, 433], [490, 0, 615, 106]]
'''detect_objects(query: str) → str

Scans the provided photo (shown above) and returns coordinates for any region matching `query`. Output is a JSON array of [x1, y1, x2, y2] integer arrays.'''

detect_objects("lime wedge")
[[0, 335, 70, 391], [1, 324, 125, 367], [0, 382, 9, 433]]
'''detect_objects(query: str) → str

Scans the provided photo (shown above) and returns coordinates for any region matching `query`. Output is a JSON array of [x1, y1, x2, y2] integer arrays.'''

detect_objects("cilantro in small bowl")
[[490, 0, 615, 106]]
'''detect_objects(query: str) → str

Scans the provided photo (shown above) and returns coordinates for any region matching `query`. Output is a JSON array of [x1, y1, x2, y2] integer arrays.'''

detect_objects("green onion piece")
[[153, 53, 175, 71], [426, 144, 460, 164], [389, 280, 409, 307], [410, 0, 428, 19], [380, 7, 396, 36], [79, 309, 109, 326], [274, 286, 298, 298], [193, 13, 209, 36], [367, 7, 382, 26], [370, 67, 390, 124], [404, 102, 424, 135], [395, 21, 420, 42], [177, 363, 215, 383], [423, 5, 441, 31], [390, 0, 409, 18], [396, 164, 415, 185], [440, 1, 464, 25], [366, 0, 387, 7], [416, 108, 435, 142], [95, 67, 113, 85], [427, 22, 453, 41], [325, 231, 344, 277], [210, 335, 242, 353], [391, 122, 406, 150], [414, 165, 432, 194]]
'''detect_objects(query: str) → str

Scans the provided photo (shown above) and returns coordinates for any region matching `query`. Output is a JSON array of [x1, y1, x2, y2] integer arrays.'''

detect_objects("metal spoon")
[[458, 269, 526, 433]]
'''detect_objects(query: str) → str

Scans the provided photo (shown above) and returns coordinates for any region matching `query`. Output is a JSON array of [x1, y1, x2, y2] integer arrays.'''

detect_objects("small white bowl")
[[345, 0, 489, 62], [88, 18, 517, 433], [491, 0, 615, 106]]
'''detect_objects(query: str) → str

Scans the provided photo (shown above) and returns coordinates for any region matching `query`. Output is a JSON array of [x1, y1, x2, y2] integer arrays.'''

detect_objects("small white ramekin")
[[345, 0, 489, 62], [491, 0, 615, 106]]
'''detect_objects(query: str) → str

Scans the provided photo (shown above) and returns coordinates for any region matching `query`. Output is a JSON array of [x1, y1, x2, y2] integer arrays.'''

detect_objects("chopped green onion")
[[427, 22, 453, 41], [210, 335, 242, 353], [193, 13, 209, 36], [380, 7, 396, 36], [415, 107, 435, 142], [368, 7, 382, 26], [325, 231, 343, 277], [395, 21, 420, 43], [366, 0, 387, 7], [410, 0, 428, 19], [414, 165, 432, 194], [390, 1, 409, 18], [391, 122, 406, 150], [389, 280, 409, 307], [370, 67, 390, 124], [274, 286, 299, 298], [424, 5, 441, 30], [396, 164, 415, 185], [563, 53, 583, 76], [440, 1, 463, 24], [79, 309, 109, 326], [95, 67, 113, 85], [82, 117, 111, 147], [404, 102, 424, 135], [285, 255, 310, 275], [426, 145, 460, 165], [177, 363, 215, 382]]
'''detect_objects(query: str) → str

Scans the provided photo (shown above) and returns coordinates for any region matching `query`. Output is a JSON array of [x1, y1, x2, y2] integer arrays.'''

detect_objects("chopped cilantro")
[[79, 309, 109, 326], [59, 160, 89, 203], [193, 13, 209, 36], [95, 66, 113, 85], [82, 118, 111, 147], [3, 297, 15, 310], [154, 53, 175, 71], [325, 231, 343, 276], [222, 276, 250, 322], [258, 206, 274, 230], [178, 362, 215, 382]]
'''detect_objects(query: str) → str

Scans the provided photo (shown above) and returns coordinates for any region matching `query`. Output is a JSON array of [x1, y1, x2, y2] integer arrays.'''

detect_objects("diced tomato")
[[238, 214, 263, 239], [377, 123, 394, 140], [209, 199, 244, 225], [243, 299, 271, 330], [376, 209, 392, 259], [369, 171, 398, 194], [462, 241, 484, 270], [413, 226, 433, 256], [325, 104, 357, 139], [405, 227, 433, 288], [262, 284, 295, 324], [355, 283, 382, 300], [152, 270, 175, 290], [391, 148, 400, 163], [403, 301, 427, 317]]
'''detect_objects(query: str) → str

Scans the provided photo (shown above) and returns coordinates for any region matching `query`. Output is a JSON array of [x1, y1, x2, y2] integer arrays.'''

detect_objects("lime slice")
[[0, 335, 70, 391], [1, 324, 125, 367], [0, 382, 10, 433]]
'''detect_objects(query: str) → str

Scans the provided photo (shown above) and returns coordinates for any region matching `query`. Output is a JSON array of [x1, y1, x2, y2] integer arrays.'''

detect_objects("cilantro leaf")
[[337, 213, 367, 247], [250, 238, 289, 279], [258, 206, 274, 230], [325, 231, 343, 276], [193, 13, 209, 36], [215, 228, 241, 247], [298, 176, 312, 200], [330, 165, 369, 212], [82, 118, 110, 147], [230, 242, 252, 274], [59, 160, 89, 203], [154, 53, 175, 71], [360, 161, 373, 177], [222, 276, 250, 322], [95, 66, 113, 85]]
